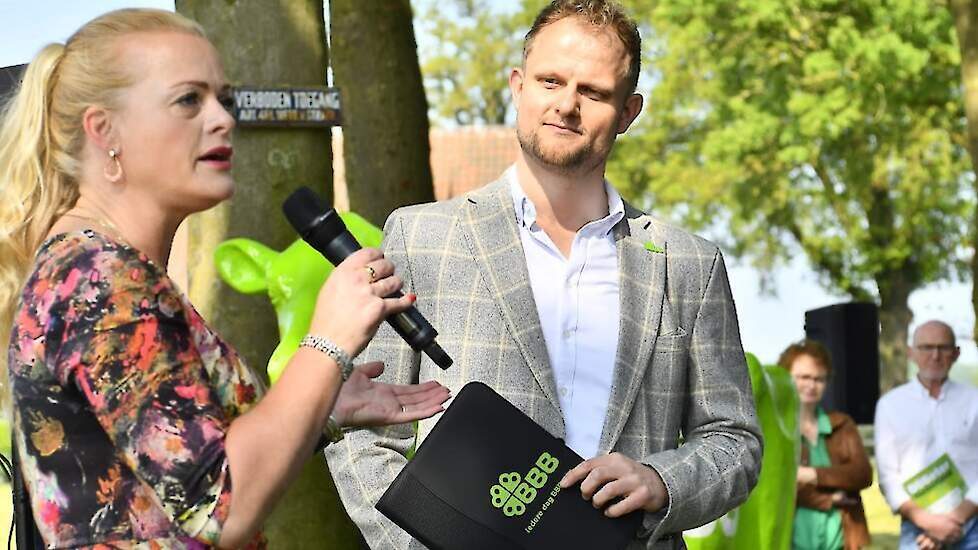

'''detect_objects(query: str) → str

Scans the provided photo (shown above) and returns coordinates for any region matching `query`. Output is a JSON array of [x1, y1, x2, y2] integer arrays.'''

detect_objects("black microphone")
[[283, 186, 452, 369]]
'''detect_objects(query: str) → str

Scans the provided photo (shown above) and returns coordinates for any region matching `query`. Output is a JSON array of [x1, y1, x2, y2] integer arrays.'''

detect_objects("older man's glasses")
[[914, 344, 957, 355]]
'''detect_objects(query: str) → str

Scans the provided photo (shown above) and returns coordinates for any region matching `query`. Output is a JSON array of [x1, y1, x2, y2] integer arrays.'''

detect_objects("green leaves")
[[611, 0, 972, 300], [415, 0, 545, 125], [413, 0, 972, 303]]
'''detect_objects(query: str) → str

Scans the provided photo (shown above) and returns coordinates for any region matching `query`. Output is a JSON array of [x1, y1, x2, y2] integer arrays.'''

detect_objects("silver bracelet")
[[299, 334, 355, 380]]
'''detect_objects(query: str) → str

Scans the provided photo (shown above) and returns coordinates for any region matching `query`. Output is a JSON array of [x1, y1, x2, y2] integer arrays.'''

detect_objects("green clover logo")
[[490, 472, 528, 517], [489, 453, 561, 518]]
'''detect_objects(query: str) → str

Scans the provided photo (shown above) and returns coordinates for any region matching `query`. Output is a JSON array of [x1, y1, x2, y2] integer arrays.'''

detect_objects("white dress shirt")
[[507, 167, 624, 459], [874, 376, 978, 511]]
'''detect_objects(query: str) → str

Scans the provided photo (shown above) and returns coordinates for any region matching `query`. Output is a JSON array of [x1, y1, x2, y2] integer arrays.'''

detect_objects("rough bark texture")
[[866, 182, 916, 392], [174, 1, 358, 548], [330, 0, 435, 226], [877, 274, 913, 393], [950, 0, 978, 347]]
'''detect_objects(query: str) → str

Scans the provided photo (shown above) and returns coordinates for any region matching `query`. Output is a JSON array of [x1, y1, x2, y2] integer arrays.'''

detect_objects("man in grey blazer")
[[325, 1, 762, 547]]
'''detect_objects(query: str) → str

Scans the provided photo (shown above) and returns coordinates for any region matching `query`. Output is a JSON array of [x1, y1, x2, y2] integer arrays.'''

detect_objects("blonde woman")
[[0, 9, 448, 548]]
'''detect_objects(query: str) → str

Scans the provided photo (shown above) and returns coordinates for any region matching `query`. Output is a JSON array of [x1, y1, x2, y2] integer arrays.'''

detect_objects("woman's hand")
[[332, 362, 450, 427], [796, 466, 817, 486], [830, 490, 859, 508], [308, 248, 415, 358]]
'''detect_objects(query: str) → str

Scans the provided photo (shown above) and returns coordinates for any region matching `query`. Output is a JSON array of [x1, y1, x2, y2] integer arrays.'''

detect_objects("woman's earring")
[[105, 148, 124, 183]]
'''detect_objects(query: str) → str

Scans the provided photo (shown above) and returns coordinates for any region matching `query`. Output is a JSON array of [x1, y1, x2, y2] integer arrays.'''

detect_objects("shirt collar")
[[506, 165, 625, 234], [911, 374, 953, 400], [815, 406, 832, 435]]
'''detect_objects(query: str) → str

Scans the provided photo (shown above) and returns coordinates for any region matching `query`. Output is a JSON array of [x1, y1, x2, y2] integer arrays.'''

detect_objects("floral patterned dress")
[[8, 230, 267, 548]]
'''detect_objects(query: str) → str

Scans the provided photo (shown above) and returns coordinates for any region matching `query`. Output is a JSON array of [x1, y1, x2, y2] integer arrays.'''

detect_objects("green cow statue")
[[216, 211, 384, 383], [214, 211, 383, 549], [682, 353, 801, 550]]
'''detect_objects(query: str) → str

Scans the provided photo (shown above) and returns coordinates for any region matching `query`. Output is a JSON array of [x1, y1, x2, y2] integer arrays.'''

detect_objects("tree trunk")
[[950, 0, 978, 346], [330, 0, 435, 226], [877, 275, 913, 393], [174, 2, 358, 548]]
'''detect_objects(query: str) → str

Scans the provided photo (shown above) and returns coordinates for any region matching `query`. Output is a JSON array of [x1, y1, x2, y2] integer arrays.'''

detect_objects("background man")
[[875, 320, 978, 550], [325, 1, 762, 548]]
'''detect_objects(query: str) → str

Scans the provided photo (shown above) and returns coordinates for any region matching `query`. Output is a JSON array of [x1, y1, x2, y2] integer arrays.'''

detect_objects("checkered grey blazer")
[[324, 176, 762, 549]]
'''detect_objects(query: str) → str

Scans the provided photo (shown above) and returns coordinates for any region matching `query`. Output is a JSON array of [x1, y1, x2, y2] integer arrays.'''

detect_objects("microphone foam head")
[[283, 186, 328, 234]]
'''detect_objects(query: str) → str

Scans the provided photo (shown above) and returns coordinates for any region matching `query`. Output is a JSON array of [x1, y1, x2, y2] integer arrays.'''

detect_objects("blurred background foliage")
[[414, 0, 978, 393]]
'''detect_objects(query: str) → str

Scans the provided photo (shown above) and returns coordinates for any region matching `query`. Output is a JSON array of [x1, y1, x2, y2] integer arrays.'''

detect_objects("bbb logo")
[[489, 452, 560, 517]]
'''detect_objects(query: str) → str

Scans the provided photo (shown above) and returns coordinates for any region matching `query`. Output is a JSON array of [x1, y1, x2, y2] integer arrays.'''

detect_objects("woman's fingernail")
[[408, 293, 417, 302]]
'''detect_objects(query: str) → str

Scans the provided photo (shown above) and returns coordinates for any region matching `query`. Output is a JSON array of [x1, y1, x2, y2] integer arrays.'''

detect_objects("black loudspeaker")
[[804, 302, 880, 424]]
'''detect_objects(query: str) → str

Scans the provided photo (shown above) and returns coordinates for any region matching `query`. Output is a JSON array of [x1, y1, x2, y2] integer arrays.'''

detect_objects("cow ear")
[[215, 238, 278, 294], [340, 211, 384, 249]]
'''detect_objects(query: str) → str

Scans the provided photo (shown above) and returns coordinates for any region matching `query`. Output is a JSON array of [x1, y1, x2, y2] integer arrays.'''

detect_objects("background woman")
[[0, 9, 448, 548], [779, 339, 873, 550]]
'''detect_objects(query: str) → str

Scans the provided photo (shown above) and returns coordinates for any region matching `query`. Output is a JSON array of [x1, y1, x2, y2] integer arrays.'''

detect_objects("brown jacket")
[[798, 411, 873, 550]]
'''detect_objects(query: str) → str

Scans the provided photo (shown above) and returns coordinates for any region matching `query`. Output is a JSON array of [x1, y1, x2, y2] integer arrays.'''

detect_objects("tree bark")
[[950, 0, 978, 346], [877, 273, 913, 393], [330, 0, 435, 226], [174, 2, 358, 547]]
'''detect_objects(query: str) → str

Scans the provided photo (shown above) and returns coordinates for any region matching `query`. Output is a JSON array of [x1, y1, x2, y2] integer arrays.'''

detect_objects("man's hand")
[[916, 533, 942, 550], [559, 453, 667, 518], [950, 499, 977, 525], [913, 510, 963, 544], [796, 466, 817, 486]]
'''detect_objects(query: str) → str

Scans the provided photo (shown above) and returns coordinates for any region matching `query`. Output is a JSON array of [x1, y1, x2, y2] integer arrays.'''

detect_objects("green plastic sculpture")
[[682, 353, 801, 550], [215, 211, 384, 382], [214, 211, 384, 549]]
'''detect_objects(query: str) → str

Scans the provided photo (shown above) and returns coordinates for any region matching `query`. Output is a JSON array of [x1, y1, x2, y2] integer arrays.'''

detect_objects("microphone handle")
[[314, 230, 442, 360]]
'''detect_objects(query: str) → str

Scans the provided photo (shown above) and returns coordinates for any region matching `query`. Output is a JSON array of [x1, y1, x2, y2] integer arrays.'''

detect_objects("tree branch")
[[784, 217, 874, 301], [812, 156, 856, 232]]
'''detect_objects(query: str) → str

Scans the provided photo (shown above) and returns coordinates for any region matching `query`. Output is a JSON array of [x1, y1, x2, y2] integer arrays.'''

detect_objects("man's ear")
[[509, 67, 525, 106], [617, 93, 644, 134], [81, 105, 116, 152]]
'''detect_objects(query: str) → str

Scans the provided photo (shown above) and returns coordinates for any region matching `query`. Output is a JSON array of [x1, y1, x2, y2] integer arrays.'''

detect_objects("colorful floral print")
[[8, 230, 267, 548]]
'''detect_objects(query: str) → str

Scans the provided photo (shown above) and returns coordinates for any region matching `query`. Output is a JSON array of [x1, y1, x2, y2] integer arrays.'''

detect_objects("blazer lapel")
[[598, 206, 667, 453], [457, 178, 563, 416]]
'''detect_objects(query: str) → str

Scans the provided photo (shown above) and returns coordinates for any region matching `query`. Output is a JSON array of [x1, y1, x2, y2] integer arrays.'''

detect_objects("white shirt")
[[508, 166, 624, 459], [874, 376, 978, 511]]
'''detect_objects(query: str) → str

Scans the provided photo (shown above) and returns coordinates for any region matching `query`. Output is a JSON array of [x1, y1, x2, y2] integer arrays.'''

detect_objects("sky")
[[2, 0, 975, 373]]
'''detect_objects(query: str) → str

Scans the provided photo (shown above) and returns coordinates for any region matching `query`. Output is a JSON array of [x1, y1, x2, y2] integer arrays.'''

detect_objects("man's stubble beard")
[[517, 125, 599, 175]]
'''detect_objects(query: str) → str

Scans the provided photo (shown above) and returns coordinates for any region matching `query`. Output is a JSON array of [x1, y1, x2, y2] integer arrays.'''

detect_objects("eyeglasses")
[[914, 344, 957, 355], [792, 374, 828, 384]]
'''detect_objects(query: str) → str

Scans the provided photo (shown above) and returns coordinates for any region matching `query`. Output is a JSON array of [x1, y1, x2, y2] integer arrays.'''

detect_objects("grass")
[[862, 462, 901, 549]]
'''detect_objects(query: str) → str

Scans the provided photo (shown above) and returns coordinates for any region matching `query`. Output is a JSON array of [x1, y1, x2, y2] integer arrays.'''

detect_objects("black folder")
[[376, 381, 642, 549]]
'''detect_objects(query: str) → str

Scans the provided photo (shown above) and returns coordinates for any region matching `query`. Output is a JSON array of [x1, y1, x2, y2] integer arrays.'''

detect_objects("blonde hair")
[[0, 9, 206, 402]]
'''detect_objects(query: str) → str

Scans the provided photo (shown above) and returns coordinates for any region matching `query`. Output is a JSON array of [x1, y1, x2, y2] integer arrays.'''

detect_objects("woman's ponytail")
[[0, 43, 74, 367], [0, 8, 207, 408]]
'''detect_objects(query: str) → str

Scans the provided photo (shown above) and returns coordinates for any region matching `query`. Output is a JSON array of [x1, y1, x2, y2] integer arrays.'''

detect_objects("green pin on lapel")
[[644, 241, 664, 254]]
